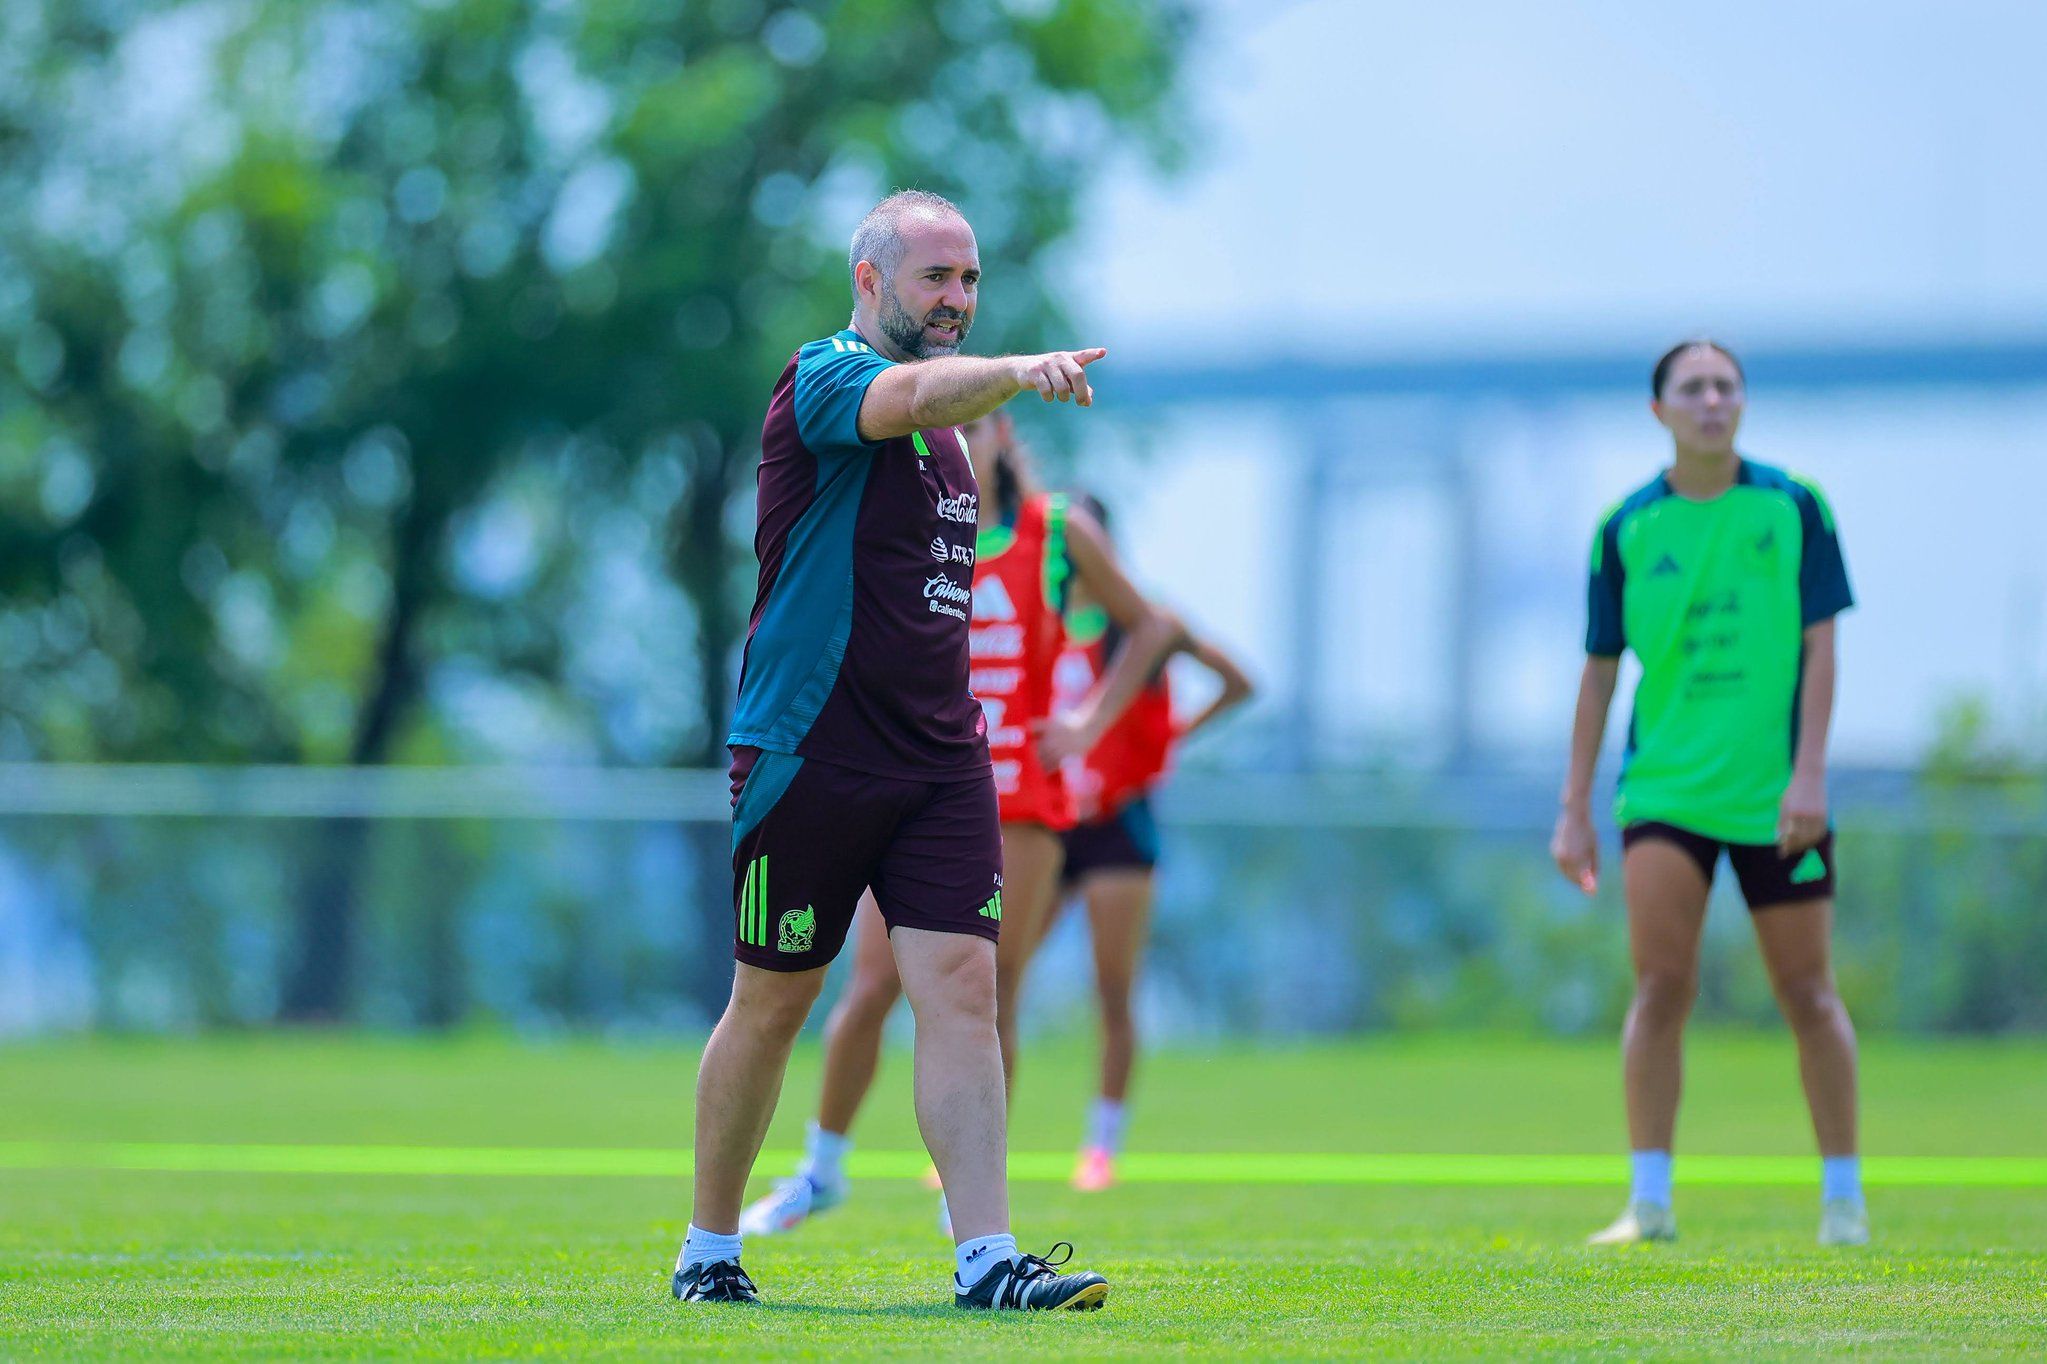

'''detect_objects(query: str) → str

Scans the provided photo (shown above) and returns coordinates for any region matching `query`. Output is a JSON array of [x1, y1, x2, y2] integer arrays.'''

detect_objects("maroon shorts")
[[1622, 821, 1837, 911], [730, 749, 1003, 972]]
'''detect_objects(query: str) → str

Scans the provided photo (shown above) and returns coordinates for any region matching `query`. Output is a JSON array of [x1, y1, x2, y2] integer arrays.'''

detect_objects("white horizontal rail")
[[0, 763, 733, 822], [0, 764, 2038, 834]]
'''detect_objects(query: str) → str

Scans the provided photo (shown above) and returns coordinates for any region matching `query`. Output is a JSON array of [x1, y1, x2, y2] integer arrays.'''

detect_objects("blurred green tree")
[[0, 0, 1192, 1021]]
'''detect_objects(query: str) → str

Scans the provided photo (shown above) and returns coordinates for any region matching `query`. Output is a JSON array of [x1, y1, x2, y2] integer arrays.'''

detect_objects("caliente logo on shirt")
[[925, 572, 972, 621]]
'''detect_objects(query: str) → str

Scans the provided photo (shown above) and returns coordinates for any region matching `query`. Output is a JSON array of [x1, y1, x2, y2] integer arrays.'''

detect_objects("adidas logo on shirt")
[[1649, 553, 1681, 577]]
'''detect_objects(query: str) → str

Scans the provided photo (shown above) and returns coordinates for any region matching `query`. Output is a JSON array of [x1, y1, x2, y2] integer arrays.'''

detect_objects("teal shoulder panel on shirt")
[[791, 330, 892, 458], [726, 453, 876, 753]]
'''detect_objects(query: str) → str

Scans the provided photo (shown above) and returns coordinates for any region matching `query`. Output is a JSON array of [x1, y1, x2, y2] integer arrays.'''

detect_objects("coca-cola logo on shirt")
[[937, 492, 978, 524]]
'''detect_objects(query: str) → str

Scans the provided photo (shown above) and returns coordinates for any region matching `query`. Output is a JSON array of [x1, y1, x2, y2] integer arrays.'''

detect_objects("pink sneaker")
[[1071, 1147, 1116, 1192]]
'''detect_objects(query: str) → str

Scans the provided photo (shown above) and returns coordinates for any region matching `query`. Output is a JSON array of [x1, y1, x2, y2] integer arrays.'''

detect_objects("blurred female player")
[[741, 413, 1177, 1236], [1551, 340, 1864, 1247], [1052, 493, 1255, 1191]]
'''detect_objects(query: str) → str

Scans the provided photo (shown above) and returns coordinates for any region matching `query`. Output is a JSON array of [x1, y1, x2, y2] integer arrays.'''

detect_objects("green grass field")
[[3, 1032, 2044, 1360]]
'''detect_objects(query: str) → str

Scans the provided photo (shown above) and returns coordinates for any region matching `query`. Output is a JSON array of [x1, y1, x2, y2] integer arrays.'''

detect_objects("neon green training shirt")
[[1586, 458, 1853, 845]]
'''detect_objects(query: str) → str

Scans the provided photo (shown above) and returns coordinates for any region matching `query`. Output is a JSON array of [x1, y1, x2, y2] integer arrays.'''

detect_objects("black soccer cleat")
[[954, 1241, 1109, 1311], [672, 1258, 760, 1303]]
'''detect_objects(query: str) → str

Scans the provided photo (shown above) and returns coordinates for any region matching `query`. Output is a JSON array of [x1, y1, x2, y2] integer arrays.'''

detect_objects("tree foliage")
[[0, 0, 1192, 1018]]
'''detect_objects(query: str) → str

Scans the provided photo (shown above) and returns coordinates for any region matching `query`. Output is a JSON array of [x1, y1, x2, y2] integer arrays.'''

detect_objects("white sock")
[[678, 1224, 742, 1272], [954, 1232, 1018, 1286], [1086, 1098, 1126, 1155], [1630, 1150, 1673, 1209], [799, 1123, 851, 1189], [1822, 1155, 1863, 1205]]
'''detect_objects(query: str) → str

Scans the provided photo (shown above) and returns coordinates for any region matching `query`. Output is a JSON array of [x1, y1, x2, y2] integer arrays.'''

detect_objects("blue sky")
[[1078, 0, 2047, 356]]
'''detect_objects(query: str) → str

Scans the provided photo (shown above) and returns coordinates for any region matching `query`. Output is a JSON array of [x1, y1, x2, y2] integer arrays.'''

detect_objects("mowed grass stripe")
[[1, 1141, 2042, 1186]]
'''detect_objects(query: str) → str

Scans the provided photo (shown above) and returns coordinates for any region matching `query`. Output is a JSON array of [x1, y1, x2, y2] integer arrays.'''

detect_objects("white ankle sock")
[[954, 1232, 1018, 1285], [678, 1224, 742, 1272], [799, 1122, 851, 1189]]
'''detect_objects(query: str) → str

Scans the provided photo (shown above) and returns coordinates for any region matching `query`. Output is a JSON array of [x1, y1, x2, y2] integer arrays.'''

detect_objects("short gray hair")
[[848, 189, 965, 291]]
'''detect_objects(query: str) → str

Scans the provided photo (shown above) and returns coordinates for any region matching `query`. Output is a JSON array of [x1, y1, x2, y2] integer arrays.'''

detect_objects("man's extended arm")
[[856, 348, 1108, 440]]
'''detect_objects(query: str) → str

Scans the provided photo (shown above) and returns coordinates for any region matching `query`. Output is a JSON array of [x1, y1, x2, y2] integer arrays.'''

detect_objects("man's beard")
[[879, 286, 970, 359]]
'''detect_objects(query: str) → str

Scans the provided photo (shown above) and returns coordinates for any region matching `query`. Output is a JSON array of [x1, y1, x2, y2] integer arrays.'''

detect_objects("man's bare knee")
[[727, 967, 825, 1042], [930, 947, 996, 1024], [899, 933, 997, 1028]]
